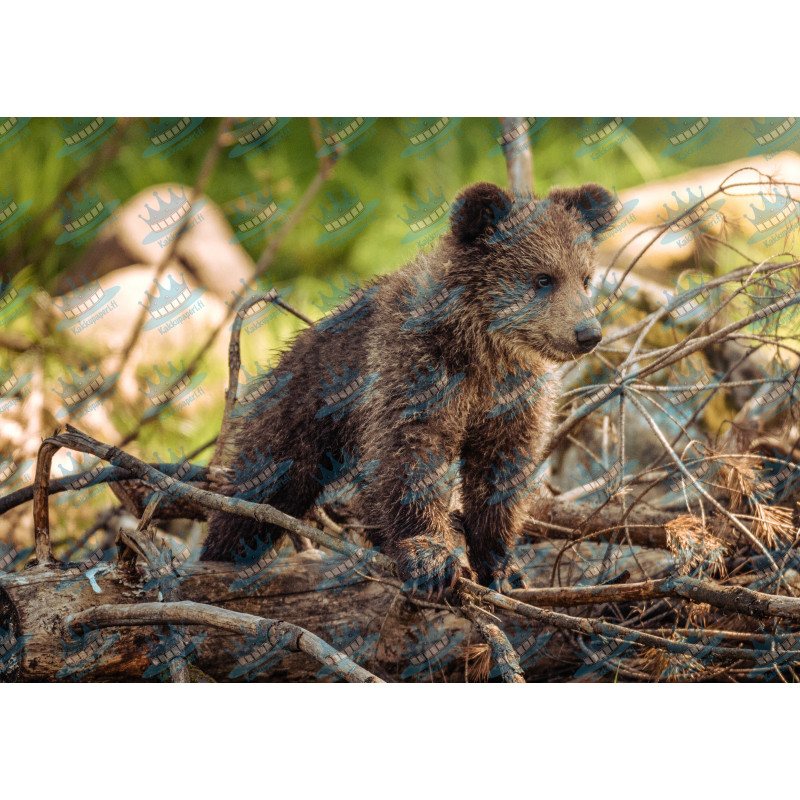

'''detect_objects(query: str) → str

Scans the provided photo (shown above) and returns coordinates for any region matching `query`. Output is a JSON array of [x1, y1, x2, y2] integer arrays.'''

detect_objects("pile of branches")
[[3, 121, 800, 681]]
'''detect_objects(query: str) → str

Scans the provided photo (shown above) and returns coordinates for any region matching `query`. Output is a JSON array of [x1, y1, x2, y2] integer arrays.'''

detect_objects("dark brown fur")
[[203, 182, 617, 588]]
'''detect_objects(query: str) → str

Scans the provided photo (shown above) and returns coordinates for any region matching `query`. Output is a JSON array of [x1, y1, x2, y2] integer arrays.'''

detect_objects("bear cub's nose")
[[574, 319, 602, 349]]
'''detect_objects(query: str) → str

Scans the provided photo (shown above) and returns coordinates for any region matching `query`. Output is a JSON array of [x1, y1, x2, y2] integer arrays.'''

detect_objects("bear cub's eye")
[[583, 276, 591, 290], [535, 274, 552, 289]]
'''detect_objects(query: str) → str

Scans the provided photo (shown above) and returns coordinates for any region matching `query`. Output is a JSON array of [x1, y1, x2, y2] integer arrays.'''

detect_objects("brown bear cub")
[[203, 181, 617, 591]]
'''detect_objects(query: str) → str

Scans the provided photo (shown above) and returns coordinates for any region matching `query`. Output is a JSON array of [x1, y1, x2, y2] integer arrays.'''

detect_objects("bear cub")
[[203, 181, 618, 591]]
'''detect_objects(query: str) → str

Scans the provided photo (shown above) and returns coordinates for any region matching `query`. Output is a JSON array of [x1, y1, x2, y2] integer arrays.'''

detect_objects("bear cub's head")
[[448, 181, 619, 363]]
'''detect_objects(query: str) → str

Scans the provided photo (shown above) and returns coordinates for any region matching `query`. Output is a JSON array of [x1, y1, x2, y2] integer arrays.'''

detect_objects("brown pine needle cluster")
[[718, 457, 757, 512], [664, 514, 727, 577], [463, 642, 492, 682], [749, 503, 795, 549]]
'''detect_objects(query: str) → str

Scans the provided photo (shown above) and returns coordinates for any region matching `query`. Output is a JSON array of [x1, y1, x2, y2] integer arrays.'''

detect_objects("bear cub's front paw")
[[397, 535, 476, 599]]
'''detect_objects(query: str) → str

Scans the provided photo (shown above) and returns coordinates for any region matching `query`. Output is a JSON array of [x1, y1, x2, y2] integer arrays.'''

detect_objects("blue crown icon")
[[661, 273, 722, 329], [228, 117, 292, 158], [574, 629, 640, 680], [142, 624, 206, 680], [401, 617, 467, 679], [0, 451, 18, 487], [227, 275, 291, 332], [227, 187, 292, 244], [230, 362, 291, 419], [139, 272, 205, 330], [398, 187, 450, 245], [487, 364, 551, 421], [315, 545, 379, 593], [55, 116, 117, 160], [400, 360, 465, 421], [400, 274, 465, 333], [656, 187, 712, 231], [483, 191, 548, 248], [574, 117, 633, 158], [139, 187, 205, 244], [54, 186, 118, 245], [745, 117, 798, 154], [487, 447, 546, 507], [315, 117, 378, 158], [0, 360, 18, 399], [400, 447, 463, 507], [316, 622, 381, 681], [228, 536, 293, 594], [314, 361, 380, 421], [53, 275, 121, 330], [486, 117, 549, 159], [0, 186, 33, 239], [314, 447, 380, 507], [313, 186, 380, 244], [55, 625, 120, 681], [55, 452, 107, 495], [400, 117, 463, 159], [0, 273, 34, 324], [230, 188, 292, 246], [142, 117, 205, 159], [745, 185, 800, 244], [53, 362, 117, 417], [0, 117, 31, 151], [487, 623, 552, 678], [230, 446, 292, 502], [313, 274, 380, 334], [658, 117, 722, 158], [227, 625, 295, 680], [487, 275, 549, 333], [231, 362, 294, 420], [140, 361, 205, 418]]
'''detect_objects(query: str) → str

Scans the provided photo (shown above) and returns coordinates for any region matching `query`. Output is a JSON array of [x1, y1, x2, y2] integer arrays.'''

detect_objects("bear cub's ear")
[[549, 183, 619, 234], [450, 182, 514, 244]]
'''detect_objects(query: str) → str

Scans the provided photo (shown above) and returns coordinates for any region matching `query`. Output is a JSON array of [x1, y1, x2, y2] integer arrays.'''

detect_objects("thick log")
[[0, 541, 674, 682]]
